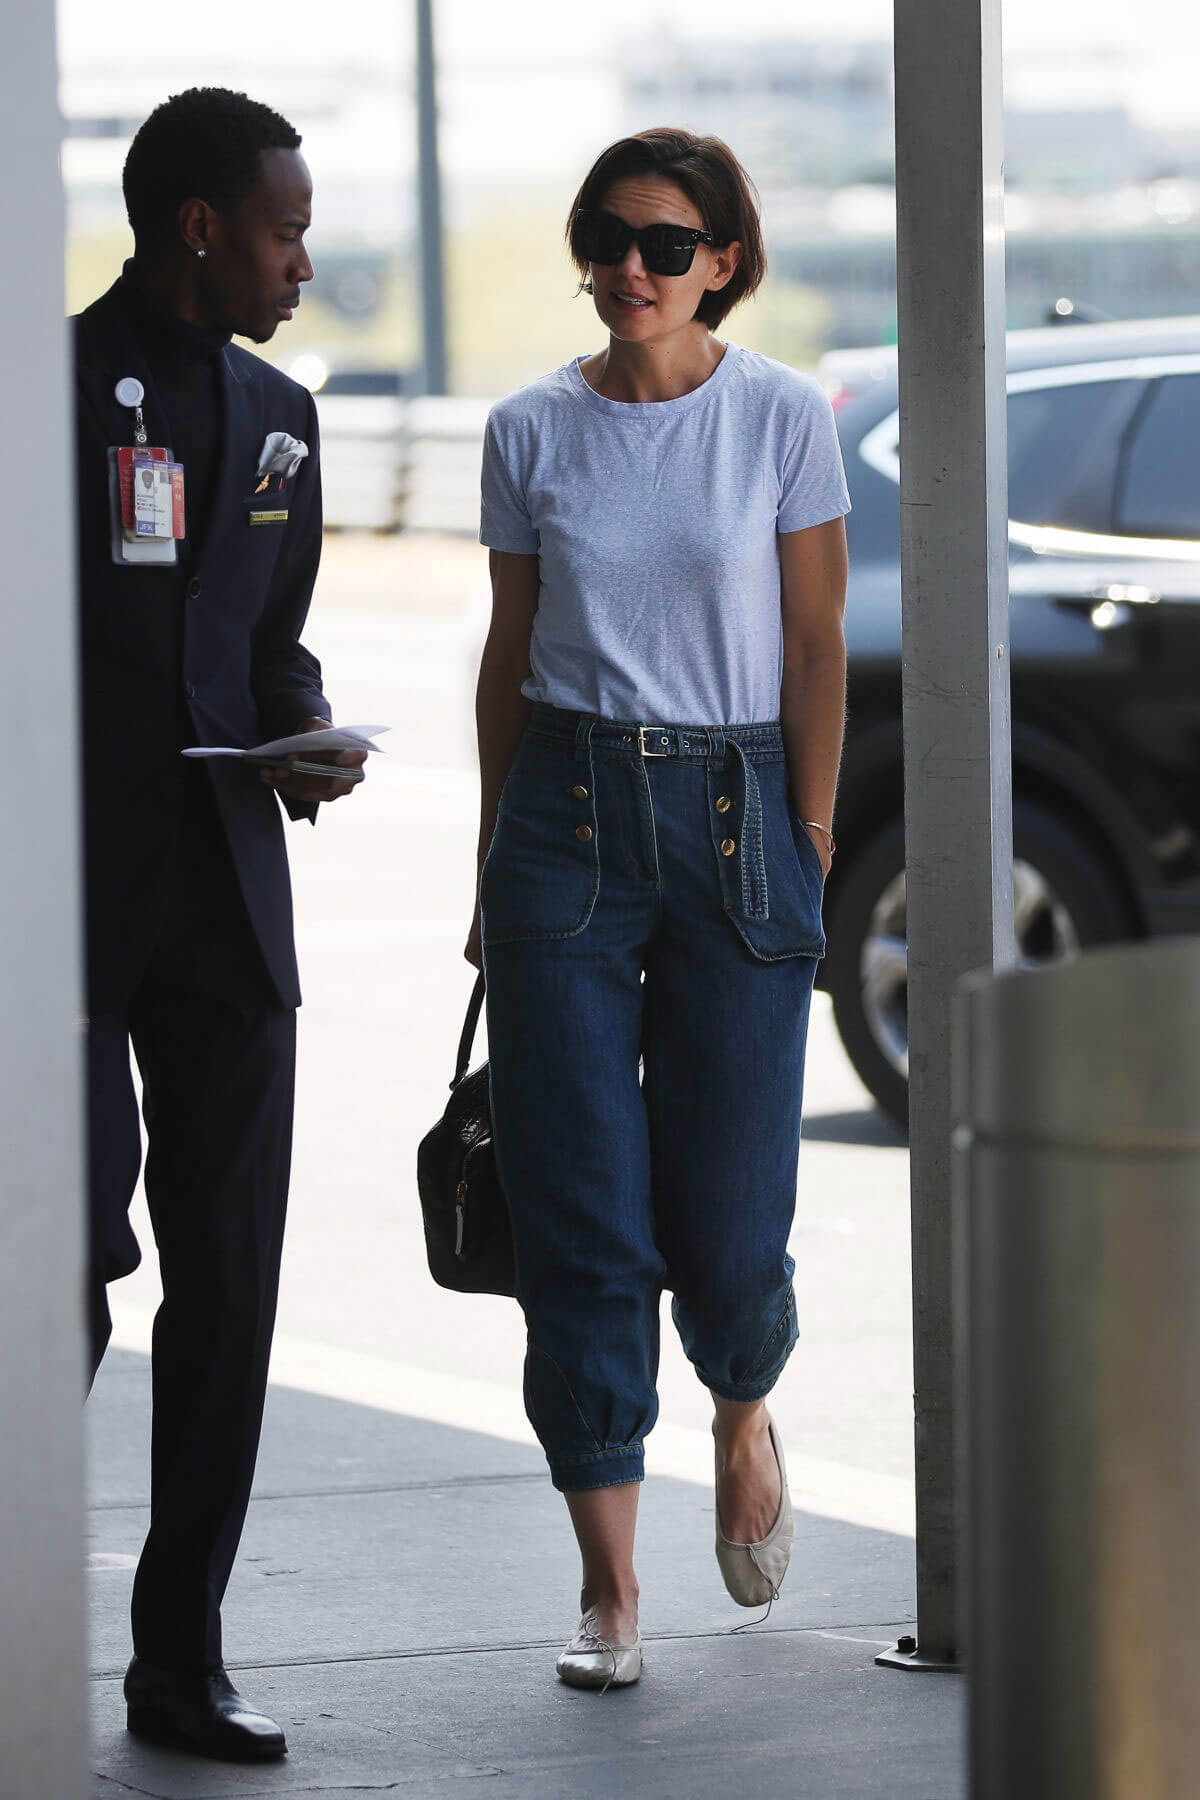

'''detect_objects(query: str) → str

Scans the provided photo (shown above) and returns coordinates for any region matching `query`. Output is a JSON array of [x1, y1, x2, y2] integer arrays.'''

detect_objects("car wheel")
[[825, 802, 1134, 1129]]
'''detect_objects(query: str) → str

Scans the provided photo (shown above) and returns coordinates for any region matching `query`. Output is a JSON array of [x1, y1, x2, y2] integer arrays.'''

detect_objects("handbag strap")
[[451, 973, 486, 1090]]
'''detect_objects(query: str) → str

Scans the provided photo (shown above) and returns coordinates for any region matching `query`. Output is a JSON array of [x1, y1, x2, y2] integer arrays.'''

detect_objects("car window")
[[1115, 375, 1200, 539], [1006, 379, 1144, 532]]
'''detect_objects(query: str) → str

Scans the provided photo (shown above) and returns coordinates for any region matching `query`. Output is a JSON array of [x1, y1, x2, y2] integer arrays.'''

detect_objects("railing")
[[318, 393, 490, 535]]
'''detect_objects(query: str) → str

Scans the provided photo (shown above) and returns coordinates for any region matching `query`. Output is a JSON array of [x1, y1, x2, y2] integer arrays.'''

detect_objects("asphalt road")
[[105, 531, 916, 1537]]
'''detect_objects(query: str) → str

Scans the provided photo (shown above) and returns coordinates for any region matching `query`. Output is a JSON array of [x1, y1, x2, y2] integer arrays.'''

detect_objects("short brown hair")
[[565, 128, 766, 330]]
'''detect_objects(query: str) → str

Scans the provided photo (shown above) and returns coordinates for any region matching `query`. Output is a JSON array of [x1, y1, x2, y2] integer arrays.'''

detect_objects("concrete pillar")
[[0, 5, 89, 1794], [878, 0, 1014, 1670], [958, 938, 1200, 1794]]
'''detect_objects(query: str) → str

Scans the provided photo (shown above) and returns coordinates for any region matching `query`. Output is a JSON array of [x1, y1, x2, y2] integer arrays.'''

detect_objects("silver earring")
[[196, 248, 207, 260]]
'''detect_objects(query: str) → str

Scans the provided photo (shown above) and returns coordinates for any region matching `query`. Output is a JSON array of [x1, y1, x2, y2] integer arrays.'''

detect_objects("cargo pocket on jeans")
[[481, 736, 600, 945], [717, 760, 826, 963]]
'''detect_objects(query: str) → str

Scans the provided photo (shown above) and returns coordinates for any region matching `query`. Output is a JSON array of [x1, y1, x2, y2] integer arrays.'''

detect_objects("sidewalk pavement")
[[88, 1350, 964, 1799], [89, 540, 963, 1795]]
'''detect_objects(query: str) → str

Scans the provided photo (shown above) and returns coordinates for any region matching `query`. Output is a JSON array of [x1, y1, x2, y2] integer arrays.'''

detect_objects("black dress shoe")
[[124, 1656, 287, 1762]]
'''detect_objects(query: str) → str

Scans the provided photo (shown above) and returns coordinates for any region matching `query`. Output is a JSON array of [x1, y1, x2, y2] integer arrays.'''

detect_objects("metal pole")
[[878, 0, 1014, 1672], [957, 938, 1200, 1795], [0, 4, 88, 1793], [415, 0, 448, 395]]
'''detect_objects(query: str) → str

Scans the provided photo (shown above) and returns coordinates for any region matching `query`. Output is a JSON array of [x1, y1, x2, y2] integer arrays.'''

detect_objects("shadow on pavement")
[[803, 1107, 908, 1148], [87, 1349, 960, 1800]]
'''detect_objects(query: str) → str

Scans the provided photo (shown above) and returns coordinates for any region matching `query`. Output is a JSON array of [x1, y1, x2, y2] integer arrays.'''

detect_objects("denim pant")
[[481, 704, 824, 1492]]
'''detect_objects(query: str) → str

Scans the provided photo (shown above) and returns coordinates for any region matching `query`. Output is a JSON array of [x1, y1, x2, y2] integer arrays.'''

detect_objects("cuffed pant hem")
[[549, 1445, 645, 1493], [702, 1364, 790, 1404], [705, 1339, 798, 1404]]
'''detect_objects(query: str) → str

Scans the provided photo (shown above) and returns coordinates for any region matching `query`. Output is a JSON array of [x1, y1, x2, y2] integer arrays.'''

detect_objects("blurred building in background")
[[621, 36, 1200, 348], [57, 26, 1200, 526], [623, 37, 896, 189]]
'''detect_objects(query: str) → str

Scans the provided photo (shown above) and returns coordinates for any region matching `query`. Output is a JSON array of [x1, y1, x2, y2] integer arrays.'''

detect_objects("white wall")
[[0, 5, 88, 1794]]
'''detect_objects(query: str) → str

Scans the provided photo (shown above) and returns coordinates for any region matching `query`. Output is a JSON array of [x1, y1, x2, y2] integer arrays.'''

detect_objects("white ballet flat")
[[714, 1416, 795, 1608], [555, 1607, 644, 1692]]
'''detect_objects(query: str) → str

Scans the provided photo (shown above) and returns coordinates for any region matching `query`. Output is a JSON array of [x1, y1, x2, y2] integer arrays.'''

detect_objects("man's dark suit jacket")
[[73, 276, 331, 1013]]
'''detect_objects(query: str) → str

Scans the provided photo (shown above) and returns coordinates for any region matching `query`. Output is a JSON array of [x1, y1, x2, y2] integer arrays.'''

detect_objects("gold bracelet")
[[802, 820, 836, 857]]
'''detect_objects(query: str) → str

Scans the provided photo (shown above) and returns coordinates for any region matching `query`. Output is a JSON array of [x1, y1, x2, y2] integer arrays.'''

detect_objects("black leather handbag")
[[417, 974, 516, 1297]]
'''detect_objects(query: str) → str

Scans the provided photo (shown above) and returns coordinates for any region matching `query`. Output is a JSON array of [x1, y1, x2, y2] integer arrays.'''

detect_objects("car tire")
[[824, 801, 1135, 1131]]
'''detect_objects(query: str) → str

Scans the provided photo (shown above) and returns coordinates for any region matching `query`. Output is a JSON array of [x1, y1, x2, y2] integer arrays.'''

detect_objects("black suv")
[[818, 318, 1200, 1124]]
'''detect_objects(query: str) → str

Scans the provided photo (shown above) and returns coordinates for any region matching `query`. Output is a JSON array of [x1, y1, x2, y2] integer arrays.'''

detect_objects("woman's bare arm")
[[466, 548, 540, 966], [778, 516, 849, 877]]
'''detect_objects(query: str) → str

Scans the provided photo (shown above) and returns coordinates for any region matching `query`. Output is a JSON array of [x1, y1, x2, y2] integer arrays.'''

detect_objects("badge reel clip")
[[107, 376, 186, 566]]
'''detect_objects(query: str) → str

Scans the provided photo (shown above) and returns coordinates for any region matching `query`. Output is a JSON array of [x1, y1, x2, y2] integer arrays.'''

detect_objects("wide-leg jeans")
[[482, 704, 824, 1493]]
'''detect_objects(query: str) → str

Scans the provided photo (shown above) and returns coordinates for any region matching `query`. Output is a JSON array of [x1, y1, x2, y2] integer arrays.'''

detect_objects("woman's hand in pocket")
[[804, 822, 833, 881]]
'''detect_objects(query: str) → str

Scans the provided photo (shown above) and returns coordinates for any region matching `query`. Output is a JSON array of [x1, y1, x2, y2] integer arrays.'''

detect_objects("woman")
[[467, 128, 849, 1690]]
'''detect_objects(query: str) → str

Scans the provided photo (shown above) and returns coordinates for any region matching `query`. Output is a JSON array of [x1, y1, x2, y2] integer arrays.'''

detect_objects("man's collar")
[[120, 258, 233, 363]]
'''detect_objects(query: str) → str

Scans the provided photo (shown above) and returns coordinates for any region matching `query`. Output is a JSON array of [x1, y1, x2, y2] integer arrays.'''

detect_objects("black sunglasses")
[[575, 208, 725, 277]]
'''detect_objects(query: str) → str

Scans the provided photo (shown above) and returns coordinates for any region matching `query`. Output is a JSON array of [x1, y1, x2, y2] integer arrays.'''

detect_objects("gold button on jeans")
[[720, 837, 736, 857], [576, 824, 594, 842], [715, 795, 732, 814], [571, 784, 589, 799]]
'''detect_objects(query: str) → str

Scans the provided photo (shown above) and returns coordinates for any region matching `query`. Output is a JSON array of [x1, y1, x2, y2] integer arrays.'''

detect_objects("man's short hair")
[[123, 87, 302, 246]]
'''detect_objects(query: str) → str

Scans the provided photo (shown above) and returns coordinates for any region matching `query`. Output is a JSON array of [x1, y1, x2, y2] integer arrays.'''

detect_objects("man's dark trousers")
[[87, 772, 296, 1670]]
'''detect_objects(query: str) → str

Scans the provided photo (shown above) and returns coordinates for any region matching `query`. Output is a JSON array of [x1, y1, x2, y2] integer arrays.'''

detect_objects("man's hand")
[[258, 716, 368, 805]]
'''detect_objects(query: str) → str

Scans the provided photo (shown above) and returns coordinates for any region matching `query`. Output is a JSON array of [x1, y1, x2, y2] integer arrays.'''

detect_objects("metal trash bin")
[[955, 937, 1200, 1799]]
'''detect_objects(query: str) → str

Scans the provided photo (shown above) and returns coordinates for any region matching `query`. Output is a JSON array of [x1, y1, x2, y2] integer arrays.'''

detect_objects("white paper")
[[182, 724, 389, 761]]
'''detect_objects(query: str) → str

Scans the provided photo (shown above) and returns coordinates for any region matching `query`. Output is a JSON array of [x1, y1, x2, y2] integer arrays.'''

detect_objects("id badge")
[[107, 447, 185, 564], [106, 377, 186, 566]]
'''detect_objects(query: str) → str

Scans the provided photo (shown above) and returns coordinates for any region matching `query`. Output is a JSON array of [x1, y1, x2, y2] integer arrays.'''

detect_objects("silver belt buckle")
[[637, 724, 673, 757]]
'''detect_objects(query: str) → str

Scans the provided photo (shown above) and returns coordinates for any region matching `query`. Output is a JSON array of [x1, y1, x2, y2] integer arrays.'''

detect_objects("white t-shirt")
[[480, 343, 851, 725]]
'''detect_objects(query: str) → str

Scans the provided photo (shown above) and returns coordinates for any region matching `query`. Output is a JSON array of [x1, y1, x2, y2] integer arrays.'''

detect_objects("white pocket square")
[[255, 430, 309, 484]]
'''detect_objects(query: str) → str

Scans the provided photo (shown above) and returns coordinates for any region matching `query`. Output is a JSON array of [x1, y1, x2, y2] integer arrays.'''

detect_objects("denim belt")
[[528, 703, 780, 921]]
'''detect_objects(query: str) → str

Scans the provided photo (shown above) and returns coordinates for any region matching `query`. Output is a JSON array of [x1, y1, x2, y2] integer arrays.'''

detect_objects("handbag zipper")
[[455, 1137, 491, 1259], [454, 1179, 467, 1256]]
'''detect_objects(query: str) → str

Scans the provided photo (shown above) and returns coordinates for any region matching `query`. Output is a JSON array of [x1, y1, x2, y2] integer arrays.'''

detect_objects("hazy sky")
[[57, 0, 1200, 184], [55, 0, 1200, 63]]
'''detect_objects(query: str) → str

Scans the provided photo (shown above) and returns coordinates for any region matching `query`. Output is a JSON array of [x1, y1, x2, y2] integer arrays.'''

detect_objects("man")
[[76, 87, 364, 1762]]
